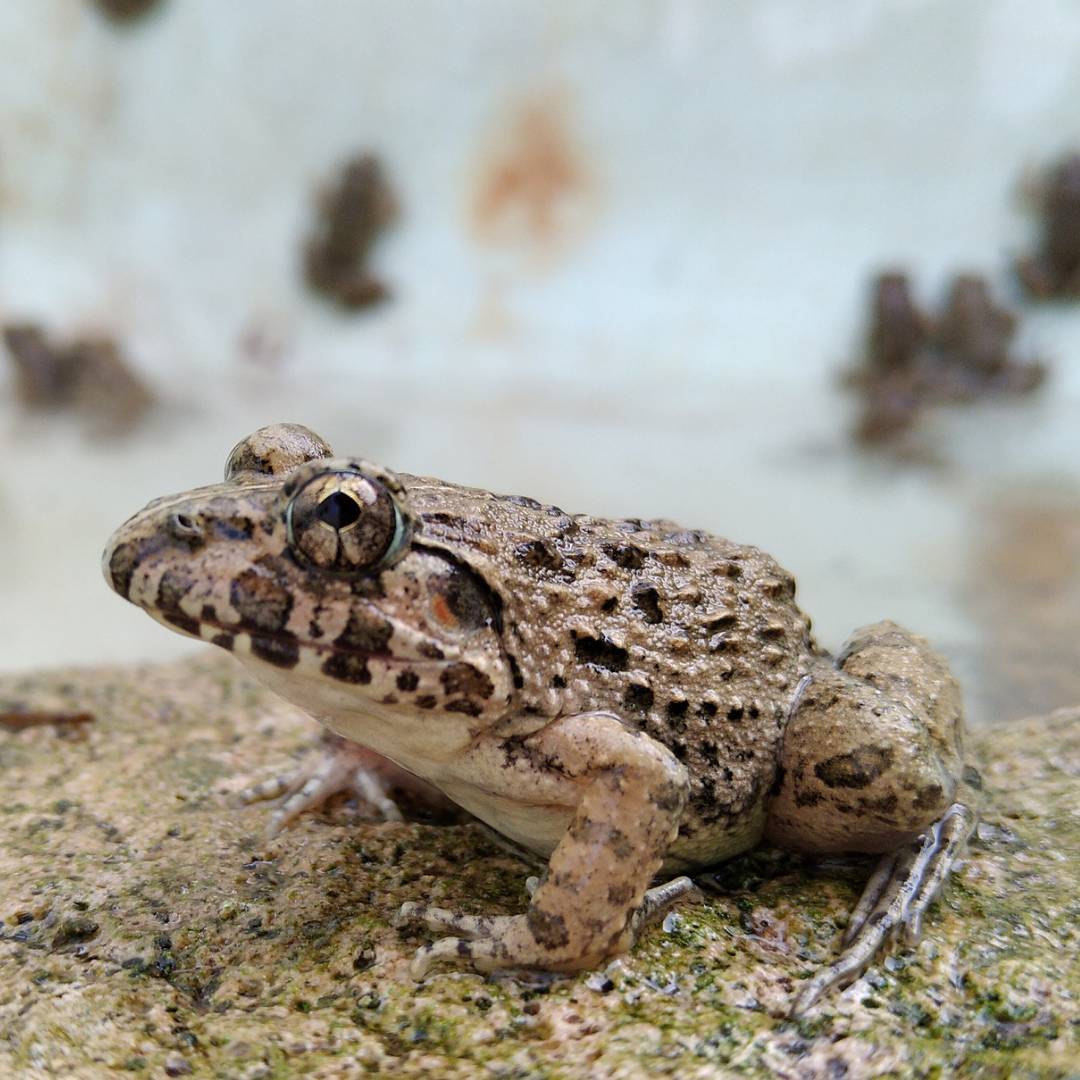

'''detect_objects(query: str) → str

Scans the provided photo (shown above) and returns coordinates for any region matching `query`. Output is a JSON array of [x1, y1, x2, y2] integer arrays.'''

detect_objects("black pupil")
[[316, 491, 362, 530]]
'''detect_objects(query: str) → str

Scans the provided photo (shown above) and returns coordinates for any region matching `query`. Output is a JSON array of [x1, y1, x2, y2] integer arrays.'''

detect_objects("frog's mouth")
[[143, 599, 443, 675]]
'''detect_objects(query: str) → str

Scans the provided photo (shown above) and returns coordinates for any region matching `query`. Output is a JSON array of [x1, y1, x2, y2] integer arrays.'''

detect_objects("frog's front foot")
[[396, 876, 698, 979], [790, 799, 977, 1016], [239, 733, 445, 837]]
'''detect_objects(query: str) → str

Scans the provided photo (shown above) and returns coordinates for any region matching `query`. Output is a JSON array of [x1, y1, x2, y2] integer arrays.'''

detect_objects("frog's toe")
[[408, 938, 472, 979], [398, 908, 528, 978], [791, 801, 976, 1017], [395, 903, 490, 938], [240, 740, 403, 838], [631, 875, 699, 932]]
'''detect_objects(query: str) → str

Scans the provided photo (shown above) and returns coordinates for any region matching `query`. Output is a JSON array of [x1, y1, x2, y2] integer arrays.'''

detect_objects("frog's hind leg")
[[765, 621, 980, 1015], [790, 795, 977, 1015]]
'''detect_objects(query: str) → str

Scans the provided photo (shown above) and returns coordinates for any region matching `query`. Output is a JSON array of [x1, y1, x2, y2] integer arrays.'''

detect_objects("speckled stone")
[[1, 655, 1076, 1078]]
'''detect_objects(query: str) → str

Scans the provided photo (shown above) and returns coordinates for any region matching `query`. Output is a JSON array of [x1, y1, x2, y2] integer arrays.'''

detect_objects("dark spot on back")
[[815, 745, 894, 790], [418, 642, 445, 661], [514, 539, 570, 578], [500, 494, 545, 512], [666, 699, 688, 720], [698, 700, 719, 718], [211, 632, 234, 651], [573, 632, 628, 672], [415, 695, 437, 709], [760, 574, 796, 599], [709, 634, 741, 654], [422, 511, 467, 529], [600, 595, 618, 613], [631, 584, 663, 624], [962, 764, 983, 791], [623, 683, 654, 712], [601, 542, 647, 570], [727, 706, 744, 721], [551, 674, 567, 689], [704, 612, 737, 633]]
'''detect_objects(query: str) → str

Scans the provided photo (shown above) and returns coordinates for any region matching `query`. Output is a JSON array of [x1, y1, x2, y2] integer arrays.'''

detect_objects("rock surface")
[[1, 655, 1077, 1078]]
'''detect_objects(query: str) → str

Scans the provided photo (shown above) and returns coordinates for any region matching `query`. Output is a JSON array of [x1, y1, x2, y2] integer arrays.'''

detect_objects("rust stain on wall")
[[469, 91, 595, 255]]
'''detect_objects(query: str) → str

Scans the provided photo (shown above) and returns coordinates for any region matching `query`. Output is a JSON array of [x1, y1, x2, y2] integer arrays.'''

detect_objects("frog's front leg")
[[766, 621, 980, 1015], [240, 731, 450, 837], [396, 712, 690, 976]]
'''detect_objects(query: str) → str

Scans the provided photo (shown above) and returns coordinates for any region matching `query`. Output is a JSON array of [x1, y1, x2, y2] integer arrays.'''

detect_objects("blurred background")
[[1, 0, 1078, 729]]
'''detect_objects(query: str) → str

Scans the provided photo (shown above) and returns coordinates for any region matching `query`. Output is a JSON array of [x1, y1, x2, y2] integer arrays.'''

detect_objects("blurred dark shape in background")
[[303, 154, 398, 310], [3, 324, 153, 436], [848, 271, 1046, 445], [1016, 152, 1080, 299], [93, 0, 162, 24]]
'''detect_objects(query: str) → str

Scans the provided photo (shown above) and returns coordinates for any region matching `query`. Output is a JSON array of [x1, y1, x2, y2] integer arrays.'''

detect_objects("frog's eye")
[[286, 471, 404, 573]]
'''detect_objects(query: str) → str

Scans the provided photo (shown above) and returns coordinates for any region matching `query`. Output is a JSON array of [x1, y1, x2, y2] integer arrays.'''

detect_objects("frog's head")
[[102, 424, 514, 726]]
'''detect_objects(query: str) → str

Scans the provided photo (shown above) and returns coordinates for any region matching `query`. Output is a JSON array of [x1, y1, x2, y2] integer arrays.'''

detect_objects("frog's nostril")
[[169, 510, 204, 542]]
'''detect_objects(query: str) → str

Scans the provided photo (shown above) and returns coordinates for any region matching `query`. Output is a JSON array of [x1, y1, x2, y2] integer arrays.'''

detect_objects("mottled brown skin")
[[103, 424, 978, 1014]]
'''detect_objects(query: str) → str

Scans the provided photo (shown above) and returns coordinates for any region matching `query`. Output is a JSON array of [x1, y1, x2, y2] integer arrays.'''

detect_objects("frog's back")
[[407, 475, 820, 860]]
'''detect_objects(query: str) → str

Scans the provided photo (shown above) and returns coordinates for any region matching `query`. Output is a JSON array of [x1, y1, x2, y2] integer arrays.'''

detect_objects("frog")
[[102, 423, 980, 1015]]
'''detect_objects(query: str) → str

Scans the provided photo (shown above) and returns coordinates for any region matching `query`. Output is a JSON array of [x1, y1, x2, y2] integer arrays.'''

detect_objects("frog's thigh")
[[409, 712, 689, 973], [766, 621, 963, 854]]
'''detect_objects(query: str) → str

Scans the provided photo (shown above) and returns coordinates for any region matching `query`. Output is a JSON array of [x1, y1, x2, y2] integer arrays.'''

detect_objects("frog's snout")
[[101, 498, 199, 603]]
